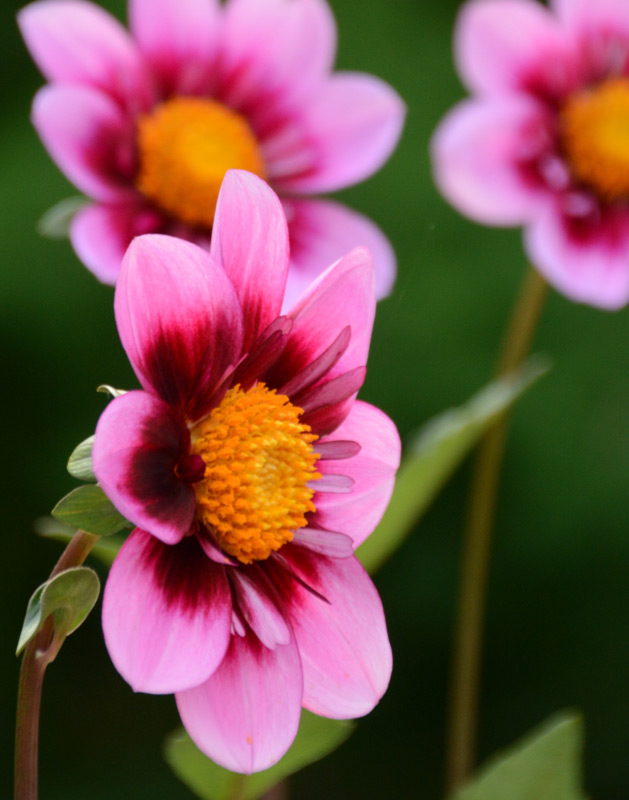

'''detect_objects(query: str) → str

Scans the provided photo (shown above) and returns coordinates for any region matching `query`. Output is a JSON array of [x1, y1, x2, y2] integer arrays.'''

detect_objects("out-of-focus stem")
[[445, 267, 548, 793], [14, 530, 98, 800]]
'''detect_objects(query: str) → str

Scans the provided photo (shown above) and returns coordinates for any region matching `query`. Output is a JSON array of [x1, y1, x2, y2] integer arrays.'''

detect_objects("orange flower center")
[[561, 77, 629, 202], [191, 383, 321, 565], [135, 97, 265, 228]]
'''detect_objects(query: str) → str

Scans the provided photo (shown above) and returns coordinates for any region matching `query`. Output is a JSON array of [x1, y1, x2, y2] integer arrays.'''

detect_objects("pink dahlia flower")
[[432, 0, 629, 309], [19, 0, 405, 306], [91, 170, 399, 773]]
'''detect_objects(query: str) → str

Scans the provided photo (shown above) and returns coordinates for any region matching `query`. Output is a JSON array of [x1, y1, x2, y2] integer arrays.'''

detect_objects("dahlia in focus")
[[19, 0, 405, 305], [92, 170, 399, 773], [432, 0, 629, 309]]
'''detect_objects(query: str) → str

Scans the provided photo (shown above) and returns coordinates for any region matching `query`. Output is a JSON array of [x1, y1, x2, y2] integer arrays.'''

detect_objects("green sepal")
[[67, 434, 95, 482], [16, 566, 100, 656], [52, 484, 131, 536], [97, 384, 127, 398], [36, 196, 88, 239], [164, 710, 354, 800], [450, 712, 586, 800], [357, 356, 550, 573], [34, 516, 128, 567]]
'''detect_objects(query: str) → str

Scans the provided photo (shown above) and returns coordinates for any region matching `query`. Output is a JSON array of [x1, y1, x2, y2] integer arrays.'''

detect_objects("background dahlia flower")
[[19, 0, 405, 306], [91, 170, 399, 774], [432, 0, 629, 309]]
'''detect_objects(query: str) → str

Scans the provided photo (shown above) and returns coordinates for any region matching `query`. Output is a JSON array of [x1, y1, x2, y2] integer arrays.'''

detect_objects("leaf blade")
[[450, 712, 586, 800], [52, 484, 130, 536], [164, 710, 354, 800], [67, 435, 95, 482], [357, 357, 550, 573]]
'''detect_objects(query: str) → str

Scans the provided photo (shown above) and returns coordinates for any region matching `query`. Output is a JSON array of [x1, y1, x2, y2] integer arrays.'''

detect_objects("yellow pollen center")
[[135, 97, 265, 228], [561, 77, 629, 202], [191, 383, 321, 565]]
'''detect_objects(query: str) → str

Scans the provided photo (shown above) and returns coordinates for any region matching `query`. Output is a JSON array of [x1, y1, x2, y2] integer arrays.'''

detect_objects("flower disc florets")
[[191, 383, 321, 564]]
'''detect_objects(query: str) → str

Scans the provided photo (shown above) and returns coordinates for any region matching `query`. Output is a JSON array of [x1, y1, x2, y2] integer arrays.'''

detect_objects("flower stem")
[[14, 530, 99, 800], [445, 267, 548, 793]]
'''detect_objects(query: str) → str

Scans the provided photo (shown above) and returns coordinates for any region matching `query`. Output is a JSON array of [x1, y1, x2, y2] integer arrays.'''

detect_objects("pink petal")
[[431, 96, 550, 226], [32, 85, 134, 202], [18, 0, 152, 109], [455, 0, 571, 95], [231, 571, 291, 649], [115, 234, 244, 422], [211, 171, 289, 353], [273, 73, 405, 194], [525, 205, 629, 309], [176, 630, 303, 774], [264, 247, 375, 403], [552, 0, 629, 34], [309, 474, 354, 494], [313, 401, 400, 548], [103, 529, 232, 693], [128, 0, 220, 96], [70, 202, 162, 284], [292, 527, 354, 558], [93, 390, 195, 545], [283, 197, 396, 308], [272, 547, 391, 718], [216, 0, 336, 125]]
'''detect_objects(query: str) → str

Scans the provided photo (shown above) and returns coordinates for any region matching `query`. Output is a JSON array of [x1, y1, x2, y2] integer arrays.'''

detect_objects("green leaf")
[[450, 712, 585, 800], [67, 434, 95, 482], [357, 356, 550, 573], [36, 196, 87, 239], [164, 710, 355, 800], [16, 566, 100, 655], [34, 516, 128, 567], [52, 484, 131, 536]]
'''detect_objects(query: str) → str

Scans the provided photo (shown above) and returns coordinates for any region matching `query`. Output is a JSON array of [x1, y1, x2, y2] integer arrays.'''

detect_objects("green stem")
[[14, 530, 99, 800], [445, 267, 548, 793]]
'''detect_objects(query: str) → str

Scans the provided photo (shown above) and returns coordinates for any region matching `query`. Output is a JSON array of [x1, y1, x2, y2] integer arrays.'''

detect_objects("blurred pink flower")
[[19, 0, 405, 306], [432, 0, 629, 309], [92, 171, 399, 773]]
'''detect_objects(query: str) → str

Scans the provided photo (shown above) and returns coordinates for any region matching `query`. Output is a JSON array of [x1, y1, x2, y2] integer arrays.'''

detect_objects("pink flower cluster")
[[92, 171, 399, 773], [20, 0, 405, 306], [433, 0, 629, 309]]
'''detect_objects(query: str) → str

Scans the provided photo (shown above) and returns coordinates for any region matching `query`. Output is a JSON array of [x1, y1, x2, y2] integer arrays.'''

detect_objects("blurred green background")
[[2, 0, 628, 797]]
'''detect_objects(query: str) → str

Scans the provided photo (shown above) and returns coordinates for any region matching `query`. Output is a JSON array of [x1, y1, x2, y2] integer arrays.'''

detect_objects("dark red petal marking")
[[197, 525, 240, 566], [231, 315, 294, 390], [175, 453, 206, 483], [302, 396, 355, 437], [314, 439, 361, 460], [143, 532, 230, 615], [297, 366, 366, 414], [268, 551, 331, 606], [279, 326, 351, 398]]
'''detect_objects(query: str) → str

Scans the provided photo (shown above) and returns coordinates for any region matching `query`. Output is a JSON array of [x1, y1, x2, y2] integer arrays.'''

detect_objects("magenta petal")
[[292, 527, 354, 558], [276, 547, 391, 718], [313, 401, 400, 548], [129, 0, 220, 95], [432, 96, 550, 226], [211, 171, 289, 352], [265, 247, 375, 394], [525, 206, 629, 310], [455, 0, 570, 94], [18, 0, 152, 108], [93, 390, 195, 544], [32, 84, 134, 202], [176, 630, 303, 774], [280, 326, 350, 397], [217, 0, 336, 117], [276, 73, 405, 194], [103, 529, 231, 693], [115, 234, 244, 421], [231, 571, 291, 649], [297, 366, 366, 415], [283, 197, 396, 308], [552, 0, 629, 34], [70, 202, 159, 284]]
